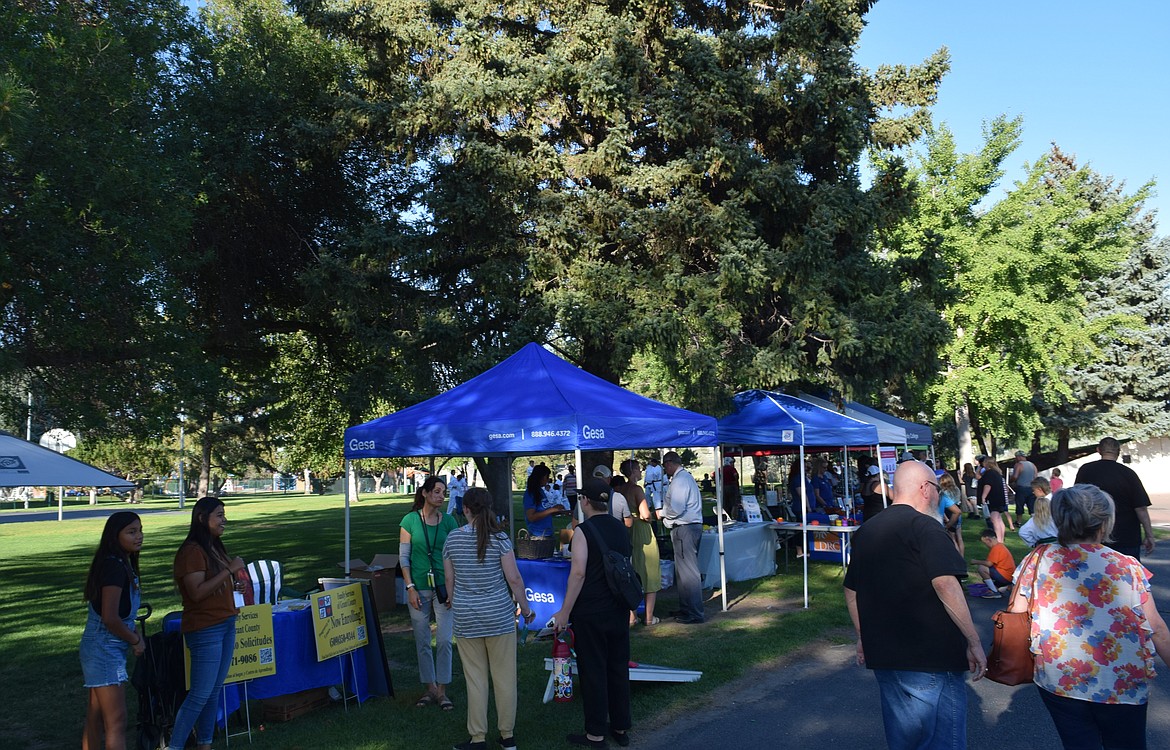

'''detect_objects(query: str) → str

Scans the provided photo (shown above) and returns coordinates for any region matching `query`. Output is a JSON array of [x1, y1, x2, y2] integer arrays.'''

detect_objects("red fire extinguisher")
[[552, 628, 575, 703]]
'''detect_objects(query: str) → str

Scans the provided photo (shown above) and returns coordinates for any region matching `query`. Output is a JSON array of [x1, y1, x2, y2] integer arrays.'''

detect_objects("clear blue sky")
[[857, 1, 1169, 233]]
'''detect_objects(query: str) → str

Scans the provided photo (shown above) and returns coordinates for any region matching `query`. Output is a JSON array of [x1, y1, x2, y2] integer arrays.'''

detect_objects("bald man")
[[844, 460, 986, 750], [1075, 436, 1155, 560]]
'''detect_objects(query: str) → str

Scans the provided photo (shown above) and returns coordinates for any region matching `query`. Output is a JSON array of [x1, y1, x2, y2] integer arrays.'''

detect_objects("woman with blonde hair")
[[938, 473, 964, 556], [977, 457, 1012, 542], [620, 458, 661, 627], [1018, 476, 1057, 547]]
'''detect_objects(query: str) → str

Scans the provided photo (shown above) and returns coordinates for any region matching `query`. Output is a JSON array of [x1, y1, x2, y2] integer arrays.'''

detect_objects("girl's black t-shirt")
[[90, 555, 134, 619]]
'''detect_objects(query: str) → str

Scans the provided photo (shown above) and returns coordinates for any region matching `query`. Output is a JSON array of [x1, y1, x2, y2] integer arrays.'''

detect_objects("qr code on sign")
[[259, 648, 274, 665], [357, 625, 366, 640]]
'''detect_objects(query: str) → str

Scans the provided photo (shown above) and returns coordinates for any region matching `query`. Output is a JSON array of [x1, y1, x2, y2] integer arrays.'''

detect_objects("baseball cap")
[[866, 465, 881, 476], [580, 478, 611, 503], [592, 465, 612, 479]]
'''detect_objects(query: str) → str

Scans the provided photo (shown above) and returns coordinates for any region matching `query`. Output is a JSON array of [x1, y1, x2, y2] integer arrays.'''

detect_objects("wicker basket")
[[515, 528, 556, 559]]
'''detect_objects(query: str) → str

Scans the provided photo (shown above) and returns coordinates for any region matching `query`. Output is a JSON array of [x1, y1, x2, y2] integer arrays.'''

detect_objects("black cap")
[[580, 478, 611, 504]]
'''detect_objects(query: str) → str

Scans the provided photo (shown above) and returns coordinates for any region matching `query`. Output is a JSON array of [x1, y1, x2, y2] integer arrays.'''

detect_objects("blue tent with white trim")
[[344, 342, 718, 458], [716, 390, 879, 448]]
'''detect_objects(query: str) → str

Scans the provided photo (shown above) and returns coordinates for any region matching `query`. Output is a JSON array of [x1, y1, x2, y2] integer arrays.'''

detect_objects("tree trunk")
[[198, 422, 212, 497], [954, 400, 976, 471], [1056, 428, 1070, 464], [303, 467, 313, 495], [474, 456, 515, 521], [967, 400, 990, 457], [582, 451, 615, 480]]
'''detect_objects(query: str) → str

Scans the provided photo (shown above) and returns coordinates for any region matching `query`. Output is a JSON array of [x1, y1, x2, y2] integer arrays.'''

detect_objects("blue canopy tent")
[[344, 343, 717, 458], [342, 343, 719, 568], [799, 393, 935, 473], [717, 391, 881, 608]]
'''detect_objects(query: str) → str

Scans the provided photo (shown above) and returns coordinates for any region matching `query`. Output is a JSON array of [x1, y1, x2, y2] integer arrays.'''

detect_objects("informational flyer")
[[225, 603, 276, 684], [182, 603, 275, 688], [312, 582, 368, 662]]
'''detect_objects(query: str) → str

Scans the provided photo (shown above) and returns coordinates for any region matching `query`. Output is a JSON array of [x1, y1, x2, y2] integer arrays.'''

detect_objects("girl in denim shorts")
[[80, 511, 145, 749]]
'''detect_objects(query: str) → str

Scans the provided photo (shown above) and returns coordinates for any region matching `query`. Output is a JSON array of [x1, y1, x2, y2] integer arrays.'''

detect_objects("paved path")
[[0, 504, 184, 524], [638, 547, 1170, 750]]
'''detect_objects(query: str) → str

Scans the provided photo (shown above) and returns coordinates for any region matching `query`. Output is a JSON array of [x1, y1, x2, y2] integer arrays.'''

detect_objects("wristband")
[[406, 583, 416, 590]]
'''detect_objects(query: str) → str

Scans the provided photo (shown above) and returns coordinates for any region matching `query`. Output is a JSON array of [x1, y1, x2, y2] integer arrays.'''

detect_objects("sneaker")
[[567, 734, 607, 748], [454, 741, 487, 750], [498, 737, 517, 750], [610, 730, 630, 747], [980, 589, 1003, 599]]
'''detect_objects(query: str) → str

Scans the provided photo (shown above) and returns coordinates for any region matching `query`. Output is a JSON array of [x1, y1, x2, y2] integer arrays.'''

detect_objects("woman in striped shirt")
[[443, 488, 536, 750]]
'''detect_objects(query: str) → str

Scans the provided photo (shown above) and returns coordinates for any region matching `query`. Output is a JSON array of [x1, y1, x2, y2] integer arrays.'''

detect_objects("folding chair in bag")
[[233, 560, 311, 607], [132, 604, 187, 750]]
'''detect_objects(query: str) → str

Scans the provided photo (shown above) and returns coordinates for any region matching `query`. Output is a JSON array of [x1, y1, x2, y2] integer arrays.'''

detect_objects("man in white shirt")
[[660, 451, 704, 624], [643, 457, 665, 509], [447, 473, 468, 516]]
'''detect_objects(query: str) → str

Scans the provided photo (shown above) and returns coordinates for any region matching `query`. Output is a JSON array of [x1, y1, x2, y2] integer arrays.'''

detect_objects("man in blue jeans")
[[844, 460, 986, 749]]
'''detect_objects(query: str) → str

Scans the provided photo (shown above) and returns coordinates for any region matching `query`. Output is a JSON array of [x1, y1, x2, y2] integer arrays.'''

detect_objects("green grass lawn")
[[5, 493, 1137, 750]]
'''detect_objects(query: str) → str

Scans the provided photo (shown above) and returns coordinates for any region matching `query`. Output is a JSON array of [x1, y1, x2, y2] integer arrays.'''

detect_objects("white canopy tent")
[[0, 431, 134, 520]]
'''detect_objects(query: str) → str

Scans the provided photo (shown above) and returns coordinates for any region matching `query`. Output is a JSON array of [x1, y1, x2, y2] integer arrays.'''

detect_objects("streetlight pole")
[[178, 413, 186, 510]]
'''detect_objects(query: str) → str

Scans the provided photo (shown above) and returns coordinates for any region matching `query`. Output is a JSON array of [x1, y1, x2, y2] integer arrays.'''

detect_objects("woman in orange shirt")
[[167, 497, 246, 750]]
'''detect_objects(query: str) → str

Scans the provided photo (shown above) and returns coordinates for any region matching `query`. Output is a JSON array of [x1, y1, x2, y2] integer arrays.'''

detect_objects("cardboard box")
[[261, 687, 331, 722], [337, 555, 400, 614]]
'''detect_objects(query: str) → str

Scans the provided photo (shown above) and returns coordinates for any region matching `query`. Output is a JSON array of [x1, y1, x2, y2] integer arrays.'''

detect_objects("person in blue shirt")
[[810, 457, 842, 514], [524, 463, 564, 537]]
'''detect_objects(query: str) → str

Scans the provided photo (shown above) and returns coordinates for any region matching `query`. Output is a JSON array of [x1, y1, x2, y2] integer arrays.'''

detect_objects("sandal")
[[415, 693, 436, 708], [439, 695, 455, 711], [645, 616, 660, 626]]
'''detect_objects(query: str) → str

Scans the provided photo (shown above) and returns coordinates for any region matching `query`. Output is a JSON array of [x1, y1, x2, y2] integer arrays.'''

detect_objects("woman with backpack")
[[552, 478, 634, 748]]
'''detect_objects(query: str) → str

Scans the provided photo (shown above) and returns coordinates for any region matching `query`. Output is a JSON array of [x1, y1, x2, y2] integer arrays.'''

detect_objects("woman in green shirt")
[[400, 475, 460, 710]]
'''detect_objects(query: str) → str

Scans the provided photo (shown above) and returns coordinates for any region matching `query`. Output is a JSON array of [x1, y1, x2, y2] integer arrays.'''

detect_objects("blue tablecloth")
[[516, 557, 571, 627], [163, 603, 374, 724]]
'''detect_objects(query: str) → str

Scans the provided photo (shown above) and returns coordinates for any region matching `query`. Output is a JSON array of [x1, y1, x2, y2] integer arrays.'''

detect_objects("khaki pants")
[[456, 632, 517, 742]]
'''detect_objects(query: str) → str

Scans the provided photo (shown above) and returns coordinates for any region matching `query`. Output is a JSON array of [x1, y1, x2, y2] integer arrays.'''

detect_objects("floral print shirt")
[[1016, 543, 1155, 704]]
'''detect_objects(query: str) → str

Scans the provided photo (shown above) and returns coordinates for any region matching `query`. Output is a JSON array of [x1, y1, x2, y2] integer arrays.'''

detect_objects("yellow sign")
[[225, 603, 276, 684], [182, 604, 276, 689], [312, 582, 368, 662]]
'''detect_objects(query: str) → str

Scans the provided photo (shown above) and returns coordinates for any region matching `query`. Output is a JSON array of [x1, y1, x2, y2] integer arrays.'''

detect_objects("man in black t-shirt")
[[844, 460, 986, 750], [1074, 436, 1155, 560]]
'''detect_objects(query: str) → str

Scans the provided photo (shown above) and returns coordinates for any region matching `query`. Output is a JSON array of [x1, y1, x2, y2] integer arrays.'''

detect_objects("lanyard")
[[420, 510, 440, 575]]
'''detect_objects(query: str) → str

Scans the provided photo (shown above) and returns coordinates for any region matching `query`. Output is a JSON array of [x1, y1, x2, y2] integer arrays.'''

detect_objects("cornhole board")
[[541, 658, 702, 703]]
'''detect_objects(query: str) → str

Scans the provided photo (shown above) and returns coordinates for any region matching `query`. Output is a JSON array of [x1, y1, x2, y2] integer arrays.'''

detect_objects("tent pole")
[[57, 484, 64, 522], [800, 448, 809, 609], [344, 459, 354, 576], [715, 447, 727, 612], [847, 444, 856, 514], [574, 450, 584, 525], [877, 445, 889, 509]]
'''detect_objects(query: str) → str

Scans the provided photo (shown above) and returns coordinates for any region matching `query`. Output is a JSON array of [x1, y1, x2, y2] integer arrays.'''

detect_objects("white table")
[[697, 522, 778, 588], [770, 522, 860, 569]]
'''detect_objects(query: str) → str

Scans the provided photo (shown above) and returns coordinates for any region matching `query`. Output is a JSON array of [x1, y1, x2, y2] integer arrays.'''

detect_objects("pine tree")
[[297, 0, 952, 409]]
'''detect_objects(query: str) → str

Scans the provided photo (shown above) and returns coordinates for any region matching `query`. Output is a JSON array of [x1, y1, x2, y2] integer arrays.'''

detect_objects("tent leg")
[[800, 448, 809, 609], [344, 460, 355, 575], [715, 447, 727, 612]]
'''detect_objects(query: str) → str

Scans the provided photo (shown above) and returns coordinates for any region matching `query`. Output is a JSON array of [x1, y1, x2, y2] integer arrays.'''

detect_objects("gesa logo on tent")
[[581, 425, 605, 440], [347, 439, 376, 452]]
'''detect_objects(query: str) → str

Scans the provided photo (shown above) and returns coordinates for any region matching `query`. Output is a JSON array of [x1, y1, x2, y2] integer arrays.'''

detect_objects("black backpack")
[[582, 521, 643, 611]]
